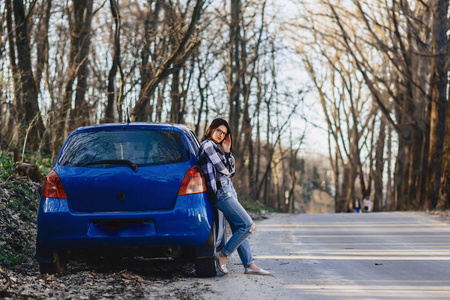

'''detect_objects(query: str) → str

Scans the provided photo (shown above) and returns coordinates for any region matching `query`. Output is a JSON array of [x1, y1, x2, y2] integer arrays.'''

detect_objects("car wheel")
[[195, 223, 217, 278], [39, 251, 67, 275], [195, 257, 217, 278]]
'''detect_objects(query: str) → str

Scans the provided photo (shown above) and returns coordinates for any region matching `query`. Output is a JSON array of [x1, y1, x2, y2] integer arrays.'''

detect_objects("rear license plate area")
[[88, 219, 155, 237]]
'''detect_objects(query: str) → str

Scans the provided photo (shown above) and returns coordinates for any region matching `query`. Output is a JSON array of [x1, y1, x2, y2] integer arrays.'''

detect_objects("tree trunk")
[[423, 0, 448, 210], [137, 0, 161, 122], [155, 82, 166, 122], [345, 161, 357, 212], [394, 141, 410, 211], [248, 137, 255, 198], [258, 146, 274, 205], [408, 126, 424, 209], [436, 86, 450, 210], [374, 116, 386, 211], [52, 80, 73, 160], [52, 0, 88, 159], [402, 144, 412, 210], [254, 104, 261, 200], [338, 165, 350, 213], [12, 0, 45, 151], [386, 124, 393, 210], [195, 85, 206, 136], [6, 0, 21, 147], [170, 69, 181, 123], [70, 0, 94, 130], [360, 117, 375, 199], [418, 97, 432, 209], [104, 0, 123, 123], [334, 145, 340, 209], [35, 0, 51, 94], [228, 0, 241, 134], [287, 138, 302, 213], [393, 100, 412, 210]]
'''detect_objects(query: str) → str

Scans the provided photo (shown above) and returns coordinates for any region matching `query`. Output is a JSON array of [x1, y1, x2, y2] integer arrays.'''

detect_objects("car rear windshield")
[[58, 129, 189, 168]]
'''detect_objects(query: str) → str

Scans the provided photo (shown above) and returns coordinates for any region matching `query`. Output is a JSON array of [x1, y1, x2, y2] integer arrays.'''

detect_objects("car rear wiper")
[[83, 159, 138, 172]]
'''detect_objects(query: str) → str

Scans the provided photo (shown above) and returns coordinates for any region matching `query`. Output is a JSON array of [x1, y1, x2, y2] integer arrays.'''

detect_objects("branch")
[[131, 0, 204, 121], [0, 268, 11, 293], [93, 0, 108, 16], [24, 0, 38, 21], [327, 2, 404, 138]]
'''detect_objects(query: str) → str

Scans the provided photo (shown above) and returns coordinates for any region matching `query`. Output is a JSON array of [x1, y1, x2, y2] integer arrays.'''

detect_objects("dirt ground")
[[1, 258, 214, 299]]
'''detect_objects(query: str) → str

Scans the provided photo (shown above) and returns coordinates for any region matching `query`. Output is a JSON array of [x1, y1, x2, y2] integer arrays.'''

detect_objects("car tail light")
[[42, 170, 68, 199], [178, 166, 207, 196]]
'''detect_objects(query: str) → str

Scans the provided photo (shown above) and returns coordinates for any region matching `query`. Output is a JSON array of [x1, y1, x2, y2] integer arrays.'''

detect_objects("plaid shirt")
[[198, 139, 235, 201]]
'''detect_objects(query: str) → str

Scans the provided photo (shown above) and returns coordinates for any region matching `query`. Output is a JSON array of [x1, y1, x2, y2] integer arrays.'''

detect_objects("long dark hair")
[[203, 118, 232, 151]]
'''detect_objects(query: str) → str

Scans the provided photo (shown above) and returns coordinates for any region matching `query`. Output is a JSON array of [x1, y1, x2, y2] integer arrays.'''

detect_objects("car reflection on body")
[[36, 123, 226, 277]]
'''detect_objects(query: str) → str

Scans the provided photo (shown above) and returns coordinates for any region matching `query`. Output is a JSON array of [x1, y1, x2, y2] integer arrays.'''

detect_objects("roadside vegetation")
[[0, 151, 51, 271]]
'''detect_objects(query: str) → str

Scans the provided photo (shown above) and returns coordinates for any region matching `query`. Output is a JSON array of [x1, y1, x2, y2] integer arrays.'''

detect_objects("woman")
[[199, 118, 270, 276]]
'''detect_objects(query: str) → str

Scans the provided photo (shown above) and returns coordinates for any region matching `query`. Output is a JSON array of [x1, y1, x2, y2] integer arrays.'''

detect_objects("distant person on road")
[[354, 197, 360, 213], [199, 118, 271, 276], [362, 195, 373, 212]]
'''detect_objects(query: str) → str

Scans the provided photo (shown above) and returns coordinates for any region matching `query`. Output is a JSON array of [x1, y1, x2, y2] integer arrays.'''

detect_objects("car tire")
[[39, 251, 67, 275], [195, 257, 217, 278], [195, 222, 217, 278]]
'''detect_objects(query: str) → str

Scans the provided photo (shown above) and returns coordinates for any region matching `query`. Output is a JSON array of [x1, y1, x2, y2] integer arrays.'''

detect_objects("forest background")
[[0, 0, 449, 213]]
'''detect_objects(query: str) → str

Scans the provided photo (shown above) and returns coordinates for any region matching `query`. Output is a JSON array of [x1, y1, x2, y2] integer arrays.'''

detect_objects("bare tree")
[[290, 0, 448, 212], [131, 0, 204, 122]]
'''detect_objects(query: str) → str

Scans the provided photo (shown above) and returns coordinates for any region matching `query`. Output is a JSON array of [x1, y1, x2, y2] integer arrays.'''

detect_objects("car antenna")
[[126, 108, 131, 124]]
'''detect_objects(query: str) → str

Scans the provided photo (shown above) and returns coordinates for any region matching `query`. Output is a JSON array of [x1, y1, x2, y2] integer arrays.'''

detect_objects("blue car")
[[36, 123, 226, 277]]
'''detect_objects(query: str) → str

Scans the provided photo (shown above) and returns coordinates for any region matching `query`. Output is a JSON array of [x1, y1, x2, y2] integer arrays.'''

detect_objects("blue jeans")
[[215, 176, 255, 268]]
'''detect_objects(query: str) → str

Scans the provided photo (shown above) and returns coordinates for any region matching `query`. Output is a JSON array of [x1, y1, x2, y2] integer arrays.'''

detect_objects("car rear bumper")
[[36, 193, 215, 262]]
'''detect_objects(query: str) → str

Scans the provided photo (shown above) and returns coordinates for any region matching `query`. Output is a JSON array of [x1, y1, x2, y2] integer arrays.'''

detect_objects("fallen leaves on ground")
[[1, 258, 214, 299]]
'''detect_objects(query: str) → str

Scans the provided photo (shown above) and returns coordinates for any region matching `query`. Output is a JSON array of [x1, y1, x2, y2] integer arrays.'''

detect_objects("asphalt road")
[[203, 212, 450, 299]]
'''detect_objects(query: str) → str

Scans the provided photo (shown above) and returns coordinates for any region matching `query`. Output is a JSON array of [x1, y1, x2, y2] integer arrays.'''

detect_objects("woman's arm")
[[222, 135, 235, 176], [224, 152, 236, 176], [203, 140, 231, 175]]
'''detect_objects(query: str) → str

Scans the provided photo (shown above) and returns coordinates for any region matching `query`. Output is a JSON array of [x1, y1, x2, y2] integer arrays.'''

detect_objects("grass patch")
[[240, 198, 276, 213]]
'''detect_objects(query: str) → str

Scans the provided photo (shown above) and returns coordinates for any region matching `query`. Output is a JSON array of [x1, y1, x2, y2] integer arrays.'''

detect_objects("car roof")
[[71, 122, 193, 134]]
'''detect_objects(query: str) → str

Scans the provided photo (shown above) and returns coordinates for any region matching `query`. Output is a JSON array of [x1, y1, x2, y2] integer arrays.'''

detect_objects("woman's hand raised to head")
[[222, 134, 231, 153]]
